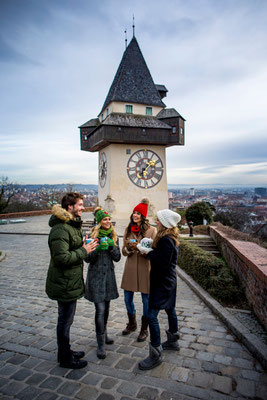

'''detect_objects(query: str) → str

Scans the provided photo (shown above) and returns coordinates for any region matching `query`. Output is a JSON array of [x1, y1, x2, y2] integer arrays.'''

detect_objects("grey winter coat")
[[84, 238, 120, 303]]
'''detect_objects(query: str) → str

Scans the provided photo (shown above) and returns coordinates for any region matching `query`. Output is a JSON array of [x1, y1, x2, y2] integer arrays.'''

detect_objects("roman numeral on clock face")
[[127, 149, 164, 189]]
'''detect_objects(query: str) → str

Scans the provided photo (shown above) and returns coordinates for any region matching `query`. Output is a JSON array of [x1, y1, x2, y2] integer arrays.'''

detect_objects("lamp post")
[[189, 221, 194, 237]]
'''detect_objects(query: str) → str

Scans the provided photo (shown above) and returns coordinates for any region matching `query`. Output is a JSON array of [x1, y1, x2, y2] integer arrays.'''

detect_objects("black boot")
[[105, 330, 114, 345], [59, 353, 88, 369], [162, 330, 180, 351], [57, 350, 85, 362], [96, 334, 106, 359], [138, 343, 162, 370]]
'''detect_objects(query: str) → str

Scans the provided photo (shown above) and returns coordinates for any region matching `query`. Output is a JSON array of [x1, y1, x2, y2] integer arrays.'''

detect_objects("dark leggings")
[[94, 300, 110, 335]]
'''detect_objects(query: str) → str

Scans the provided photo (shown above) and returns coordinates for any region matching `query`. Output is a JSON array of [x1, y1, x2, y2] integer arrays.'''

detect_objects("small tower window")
[[125, 104, 133, 114], [106, 108, 109, 117], [126, 149, 131, 155], [180, 127, 184, 135], [146, 106, 152, 116], [101, 113, 104, 122], [172, 126, 177, 134]]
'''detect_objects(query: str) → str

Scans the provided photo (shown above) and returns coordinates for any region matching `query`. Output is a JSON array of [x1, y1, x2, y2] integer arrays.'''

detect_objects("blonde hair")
[[153, 226, 179, 248], [90, 222, 117, 243]]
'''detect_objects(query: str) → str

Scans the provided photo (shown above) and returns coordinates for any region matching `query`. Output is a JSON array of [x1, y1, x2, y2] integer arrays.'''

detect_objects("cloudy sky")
[[1, 0, 267, 186]]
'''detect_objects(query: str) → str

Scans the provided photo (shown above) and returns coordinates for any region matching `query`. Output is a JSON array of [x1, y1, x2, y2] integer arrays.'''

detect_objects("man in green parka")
[[46, 192, 98, 369]]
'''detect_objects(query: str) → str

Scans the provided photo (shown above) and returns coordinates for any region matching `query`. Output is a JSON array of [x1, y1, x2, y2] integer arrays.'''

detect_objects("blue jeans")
[[124, 290, 149, 317], [57, 300, 77, 360], [148, 307, 178, 347]]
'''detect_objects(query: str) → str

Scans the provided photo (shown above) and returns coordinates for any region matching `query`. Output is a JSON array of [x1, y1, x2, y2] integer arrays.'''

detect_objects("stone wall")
[[209, 226, 267, 330], [0, 207, 94, 219]]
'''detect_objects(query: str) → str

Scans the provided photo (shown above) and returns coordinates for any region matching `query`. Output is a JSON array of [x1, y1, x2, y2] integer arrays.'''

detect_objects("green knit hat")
[[95, 209, 111, 224]]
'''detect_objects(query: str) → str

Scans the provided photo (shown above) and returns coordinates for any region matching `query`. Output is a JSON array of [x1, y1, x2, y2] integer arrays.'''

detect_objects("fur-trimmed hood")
[[49, 204, 73, 228]]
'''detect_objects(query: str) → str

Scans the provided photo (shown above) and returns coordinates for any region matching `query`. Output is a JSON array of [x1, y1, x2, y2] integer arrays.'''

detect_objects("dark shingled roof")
[[157, 108, 186, 120], [101, 113, 171, 129], [100, 36, 165, 113], [79, 118, 100, 128]]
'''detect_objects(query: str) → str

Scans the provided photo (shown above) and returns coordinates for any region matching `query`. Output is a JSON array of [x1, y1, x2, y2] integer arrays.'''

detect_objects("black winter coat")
[[84, 238, 120, 303], [148, 236, 179, 309]]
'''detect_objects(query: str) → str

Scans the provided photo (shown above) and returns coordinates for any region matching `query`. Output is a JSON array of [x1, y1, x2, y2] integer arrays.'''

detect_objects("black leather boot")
[[138, 343, 162, 370], [59, 353, 87, 369], [96, 334, 106, 359], [162, 330, 180, 351]]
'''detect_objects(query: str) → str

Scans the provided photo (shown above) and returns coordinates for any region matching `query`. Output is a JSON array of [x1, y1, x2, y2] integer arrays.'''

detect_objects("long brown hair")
[[153, 225, 179, 248], [126, 213, 150, 238]]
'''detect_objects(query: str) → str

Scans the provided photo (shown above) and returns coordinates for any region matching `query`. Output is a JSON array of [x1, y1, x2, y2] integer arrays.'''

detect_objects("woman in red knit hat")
[[121, 198, 156, 342]]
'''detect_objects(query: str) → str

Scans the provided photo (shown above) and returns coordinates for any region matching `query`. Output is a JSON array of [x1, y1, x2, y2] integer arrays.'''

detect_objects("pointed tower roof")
[[100, 36, 165, 114]]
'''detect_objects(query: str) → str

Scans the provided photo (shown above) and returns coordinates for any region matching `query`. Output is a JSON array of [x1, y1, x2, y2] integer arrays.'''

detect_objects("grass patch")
[[178, 238, 248, 309]]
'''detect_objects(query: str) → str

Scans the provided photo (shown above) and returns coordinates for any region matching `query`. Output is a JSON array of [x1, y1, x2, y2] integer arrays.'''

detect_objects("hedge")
[[177, 239, 243, 304]]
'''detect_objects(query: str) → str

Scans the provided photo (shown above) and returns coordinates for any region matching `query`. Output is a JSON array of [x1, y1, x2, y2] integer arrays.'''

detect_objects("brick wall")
[[210, 226, 267, 330]]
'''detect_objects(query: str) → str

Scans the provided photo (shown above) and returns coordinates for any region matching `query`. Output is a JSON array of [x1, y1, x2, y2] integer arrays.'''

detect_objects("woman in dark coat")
[[85, 207, 120, 359], [137, 209, 181, 370]]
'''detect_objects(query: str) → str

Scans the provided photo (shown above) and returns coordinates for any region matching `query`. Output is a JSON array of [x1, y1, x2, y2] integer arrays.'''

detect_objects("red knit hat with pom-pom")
[[133, 198, 150, 218]]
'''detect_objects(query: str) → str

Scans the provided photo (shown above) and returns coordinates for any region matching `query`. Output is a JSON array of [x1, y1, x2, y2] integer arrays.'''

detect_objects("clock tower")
[[79, 35, 185, 219]]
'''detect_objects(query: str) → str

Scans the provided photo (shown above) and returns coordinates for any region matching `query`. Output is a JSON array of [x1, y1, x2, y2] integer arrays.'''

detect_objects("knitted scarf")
[[98, 227, 113, 238], [131, 224, 140, 234]]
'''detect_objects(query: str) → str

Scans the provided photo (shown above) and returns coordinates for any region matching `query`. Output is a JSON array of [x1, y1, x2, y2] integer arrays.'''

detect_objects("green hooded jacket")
[[45, 205, 87, 302]]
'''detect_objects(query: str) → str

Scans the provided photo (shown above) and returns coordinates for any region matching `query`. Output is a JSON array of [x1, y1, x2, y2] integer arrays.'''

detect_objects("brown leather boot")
[[137, 316, 149, 342], [122, 312, 137, 335]]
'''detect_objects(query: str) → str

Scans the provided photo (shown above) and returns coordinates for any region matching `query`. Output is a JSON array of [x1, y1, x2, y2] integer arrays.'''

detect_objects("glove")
[[137, 243, 153, 254], [96, 241, 109, 252], [107, 238, 115, 248]]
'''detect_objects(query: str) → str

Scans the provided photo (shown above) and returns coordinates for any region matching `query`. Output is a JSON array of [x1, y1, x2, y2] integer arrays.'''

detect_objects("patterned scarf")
[[98, 227, 113, 238]]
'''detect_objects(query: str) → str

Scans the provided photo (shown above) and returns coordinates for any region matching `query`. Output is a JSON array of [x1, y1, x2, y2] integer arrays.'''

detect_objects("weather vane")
[[132, 14, 135, 37], [125, 29, 127, 49]]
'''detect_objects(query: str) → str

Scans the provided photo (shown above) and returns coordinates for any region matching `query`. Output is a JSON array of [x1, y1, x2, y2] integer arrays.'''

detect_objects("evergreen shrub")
[[178, 239, 243, 304]]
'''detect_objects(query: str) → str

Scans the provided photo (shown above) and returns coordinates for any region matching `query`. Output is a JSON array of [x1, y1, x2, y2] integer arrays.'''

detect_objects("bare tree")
[[0, 177, 16, 213]]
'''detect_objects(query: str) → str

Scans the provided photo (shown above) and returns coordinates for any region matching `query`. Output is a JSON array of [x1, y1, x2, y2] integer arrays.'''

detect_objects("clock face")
[[127, 149, 164, 189], [99, 152, 107, 188]]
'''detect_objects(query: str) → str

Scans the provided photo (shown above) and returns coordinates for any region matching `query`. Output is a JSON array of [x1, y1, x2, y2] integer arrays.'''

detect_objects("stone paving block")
[[26, 372, 47, 385], [114, 356, 136, 370], [10, 367, 32, 381], [7, 354, 28, 365], [233, 357, 254, 369], [212, 375, 233, 395], [188, 371, 213, 389], [117, 346, 134, 355], [0, 363, 19, 376], [96, 394, 115, 400], [1, 381, 26, 396], [183, 358, 202, 370], [160, 390, 196, 400], [81, 372, 103, 386], [22, 356, 41, 369], [34, 360, 55, 372], [214, 354, 232, 366], [236, 377, 256, 398], [239, 369, 261, 381], [40, 376, 63, 390], [36, 391, 58, 400], [65, 368, 87, 381], [202, 361, 220, 374], [76, 385, 100, 400], [256, 384, 267, 400], [0, 376, 9, 387], [137, 386, 159, 400], [100, 377, 119, 389], [148, 362, 175, 379], [0, 351, 14, 361], [206, 344, 223, 354], [179, 348, 196, 358], [196, 350, 214, 362], [16, 385, 43, 399], [117, 381, 140, 396], [57, 381, 81, 396], [171, 366, 190, 382], [219, 366, 238, 378]]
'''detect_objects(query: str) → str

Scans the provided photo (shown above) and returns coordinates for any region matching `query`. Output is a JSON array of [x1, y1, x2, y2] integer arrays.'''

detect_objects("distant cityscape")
[[3, 184, 267, 233]]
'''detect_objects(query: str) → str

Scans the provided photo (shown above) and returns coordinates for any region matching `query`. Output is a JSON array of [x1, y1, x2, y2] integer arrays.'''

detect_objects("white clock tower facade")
[[80, 36, 185, 219]]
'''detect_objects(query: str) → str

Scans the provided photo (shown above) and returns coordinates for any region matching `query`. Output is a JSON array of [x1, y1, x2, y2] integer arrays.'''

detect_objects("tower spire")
[[132, 14, 135, 37]]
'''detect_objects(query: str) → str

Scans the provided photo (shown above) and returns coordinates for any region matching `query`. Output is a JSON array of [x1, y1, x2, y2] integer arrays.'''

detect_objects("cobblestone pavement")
[[0, 222, 267, 399]]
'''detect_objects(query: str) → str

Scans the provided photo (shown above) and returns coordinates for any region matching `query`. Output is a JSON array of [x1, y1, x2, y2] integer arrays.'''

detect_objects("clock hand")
[[142, 160, 156, 176]]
